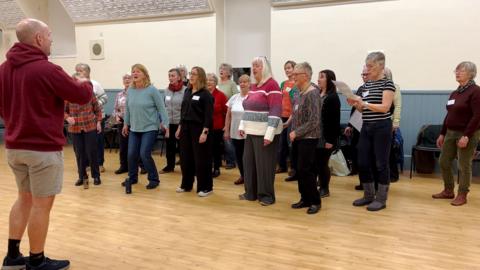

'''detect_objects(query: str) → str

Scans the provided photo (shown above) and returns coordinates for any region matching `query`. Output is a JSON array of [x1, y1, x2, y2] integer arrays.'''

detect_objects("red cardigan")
[[211, 88, 228, 130]]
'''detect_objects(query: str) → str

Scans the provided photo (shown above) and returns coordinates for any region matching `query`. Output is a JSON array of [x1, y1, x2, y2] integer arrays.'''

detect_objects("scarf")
[[457, 80, 476, 93], [169, 80, 184, 92]]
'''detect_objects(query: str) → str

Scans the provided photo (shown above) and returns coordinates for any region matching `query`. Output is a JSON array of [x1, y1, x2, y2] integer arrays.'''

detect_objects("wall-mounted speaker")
[[89, 39, 104, 60]]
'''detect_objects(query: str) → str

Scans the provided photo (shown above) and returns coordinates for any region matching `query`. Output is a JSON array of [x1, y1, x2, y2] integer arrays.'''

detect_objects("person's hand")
[[224, 131, 230, 140], [122, 125, 129, 137], [160, 124, 166, 131], [344, 126, 352, 137], [436, 135, 444, 148], [115, 115, 121, 123], [325, 143, 333, 149], [65, 117, 75, 125], [239, 130, 245, 138], [347, 96, 361, 106], [164, 128, 170, 139], [393, 124, 400, 132], [96, 122, 102, 134], [175, 127, 181, 139], [263, 139, 271, 146], [199, 133, 207, 144], [289, 131, 296, 142], [457, 136, 469, 149]]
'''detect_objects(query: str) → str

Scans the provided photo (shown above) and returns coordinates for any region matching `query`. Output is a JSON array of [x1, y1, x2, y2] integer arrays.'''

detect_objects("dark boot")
[[451, 192, 468, 206], [367, 184, 389, 211], [353, 183, 375, 206]]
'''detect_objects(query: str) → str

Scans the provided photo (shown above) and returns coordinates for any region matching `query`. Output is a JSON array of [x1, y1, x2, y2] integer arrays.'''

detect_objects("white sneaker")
[[176, 187, 186, 193], [197, 190, 213, 197]]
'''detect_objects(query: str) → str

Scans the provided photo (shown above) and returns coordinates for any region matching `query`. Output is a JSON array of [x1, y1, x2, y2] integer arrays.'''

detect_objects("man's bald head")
[[15, 18, 52, 55], [16, 19, 47, 44]]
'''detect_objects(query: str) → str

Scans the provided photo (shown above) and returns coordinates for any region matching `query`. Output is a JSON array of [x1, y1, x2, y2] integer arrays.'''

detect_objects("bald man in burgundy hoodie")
[[0, 19, 93, 270]]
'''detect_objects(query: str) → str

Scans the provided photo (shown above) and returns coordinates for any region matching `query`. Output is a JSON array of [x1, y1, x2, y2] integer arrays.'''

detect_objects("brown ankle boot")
[[451, 192, 468, 206], [432, 189, 455, 199]]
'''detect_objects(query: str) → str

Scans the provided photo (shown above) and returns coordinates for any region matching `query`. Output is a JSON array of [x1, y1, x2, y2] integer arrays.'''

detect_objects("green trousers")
[[439, 129, 480, 193]]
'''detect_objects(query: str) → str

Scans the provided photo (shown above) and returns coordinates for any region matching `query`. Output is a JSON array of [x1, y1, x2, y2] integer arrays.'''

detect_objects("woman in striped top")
[[238, 56, 283, 206], [348, 52, 395, 211]]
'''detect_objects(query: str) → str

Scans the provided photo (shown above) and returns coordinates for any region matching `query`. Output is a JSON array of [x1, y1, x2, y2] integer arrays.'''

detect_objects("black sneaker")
[[93, 177, 101, 185], [26, 257, 69, 270], [146, 181, 159, 189], [212, 170, 220, 178], [74, 179, 83, 186], [2, 254, 26, 270]]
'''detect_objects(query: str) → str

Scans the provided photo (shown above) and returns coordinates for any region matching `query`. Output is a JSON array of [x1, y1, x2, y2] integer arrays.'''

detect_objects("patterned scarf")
[[168, 80, 184, 92], [457, 80, 475, 93]]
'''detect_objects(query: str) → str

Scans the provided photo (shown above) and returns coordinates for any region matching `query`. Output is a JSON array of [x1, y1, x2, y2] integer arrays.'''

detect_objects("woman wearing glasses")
[[176, 67, 214, 197], [348, 52, 395, 211], [433, 61, 480, 206]]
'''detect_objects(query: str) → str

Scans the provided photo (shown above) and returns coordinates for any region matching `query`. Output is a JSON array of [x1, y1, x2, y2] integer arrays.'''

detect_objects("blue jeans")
[[128, 130, 159, 183], [224, 139, 236, 166]]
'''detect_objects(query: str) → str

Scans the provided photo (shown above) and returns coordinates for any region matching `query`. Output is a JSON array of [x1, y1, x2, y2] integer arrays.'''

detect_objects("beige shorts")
[[6, 149, 64, 197]]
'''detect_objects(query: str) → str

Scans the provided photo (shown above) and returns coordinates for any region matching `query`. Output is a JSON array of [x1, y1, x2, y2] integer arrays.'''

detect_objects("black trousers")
[[316, 147, 334, 190], [165, 124, 180, 169], [297, 139, 320, 205], [72, 130, 99, 179], [277, 117, 290, 170], [290, 140, 299, 172], [358, 119, 392, 185], [211, 129, 224, 171], [179, 122, 213, 192], [118, 125, 128, 170], [232, 139, 245, 177]]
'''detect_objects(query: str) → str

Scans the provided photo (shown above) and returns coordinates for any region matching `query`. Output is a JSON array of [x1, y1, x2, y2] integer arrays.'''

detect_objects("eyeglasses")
[[454, 69, 467, 74], [292, 72, 306, 76]]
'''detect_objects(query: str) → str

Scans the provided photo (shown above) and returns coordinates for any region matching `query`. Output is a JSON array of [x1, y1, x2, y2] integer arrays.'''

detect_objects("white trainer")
[[176, 187, 186, 193], [197, 190, 213, 197]]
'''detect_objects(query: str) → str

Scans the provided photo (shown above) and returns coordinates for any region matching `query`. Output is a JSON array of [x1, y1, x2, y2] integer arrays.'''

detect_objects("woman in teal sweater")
[[122, 64, 169, 192]]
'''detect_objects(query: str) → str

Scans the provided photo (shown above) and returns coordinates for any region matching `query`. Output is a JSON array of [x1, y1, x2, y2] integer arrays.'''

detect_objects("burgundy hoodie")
[[0, 43, 93, 151]]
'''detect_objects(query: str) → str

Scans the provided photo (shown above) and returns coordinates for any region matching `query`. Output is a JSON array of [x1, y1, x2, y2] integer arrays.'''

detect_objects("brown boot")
[[451, 192, 468, 206], [432, 189, 454, 199]]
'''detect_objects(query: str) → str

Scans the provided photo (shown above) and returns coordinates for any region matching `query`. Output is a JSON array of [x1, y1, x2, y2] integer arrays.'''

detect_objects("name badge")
[[362, 91, 369, 98], [447, 99, 455, 106], [192, 95, 200, 101], [165, 96, 171, 101], [294, 104, 299, 111]]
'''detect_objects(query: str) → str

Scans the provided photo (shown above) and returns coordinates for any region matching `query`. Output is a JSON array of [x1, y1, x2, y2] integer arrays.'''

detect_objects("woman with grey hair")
[[218, 63, 238, 99], [347, 52, 395, 211], [433, 61, 480, 206], [289, 62, 322, 214], [178, 64, 189, 86], [207, 73, 228, 178], [238, 56, 282, 206], [160, 68, 186, 174]]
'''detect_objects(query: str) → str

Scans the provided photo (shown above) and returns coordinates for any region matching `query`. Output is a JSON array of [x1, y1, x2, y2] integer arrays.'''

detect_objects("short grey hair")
[[384, 67, 393, 81], [207, 73, 219, 85], [366, 51, 386, 68], [294, 62, 313, 80], [456, 61, 477, 80], [219, 63, 233, 79], [75, 63, 91, 75]]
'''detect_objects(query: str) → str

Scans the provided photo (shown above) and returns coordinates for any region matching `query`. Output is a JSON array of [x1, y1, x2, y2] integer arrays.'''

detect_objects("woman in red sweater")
[[433, 61, 480, 206]]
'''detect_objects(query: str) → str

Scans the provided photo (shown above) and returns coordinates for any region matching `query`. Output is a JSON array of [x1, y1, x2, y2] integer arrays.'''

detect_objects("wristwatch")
[[203, 130, 209, 135]]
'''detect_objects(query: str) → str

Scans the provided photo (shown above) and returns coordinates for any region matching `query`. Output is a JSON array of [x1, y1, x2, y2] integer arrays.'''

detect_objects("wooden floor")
[[1, 146, 480, 270]]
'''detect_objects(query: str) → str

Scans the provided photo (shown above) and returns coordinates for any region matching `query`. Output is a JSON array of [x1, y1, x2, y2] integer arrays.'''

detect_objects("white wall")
[[0, 29, 16, 62], [271, 0, 480, 90], [51, 15, 217, 89], [225, 0, 271, 68], [48, 0, 76, 56]]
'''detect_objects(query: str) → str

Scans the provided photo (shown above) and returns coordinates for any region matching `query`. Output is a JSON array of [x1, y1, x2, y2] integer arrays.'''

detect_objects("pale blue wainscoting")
[[105, 89, 454, 170]]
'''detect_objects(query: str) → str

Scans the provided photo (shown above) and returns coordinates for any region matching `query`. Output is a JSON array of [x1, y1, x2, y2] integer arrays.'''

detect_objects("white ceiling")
[[0, 0, 26, 28], [59, 0, 214, 23]]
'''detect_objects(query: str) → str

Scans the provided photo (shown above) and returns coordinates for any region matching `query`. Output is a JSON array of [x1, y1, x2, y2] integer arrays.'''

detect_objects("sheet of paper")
[[333, 81, 356, 99], [349, 109, 363, 132]]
